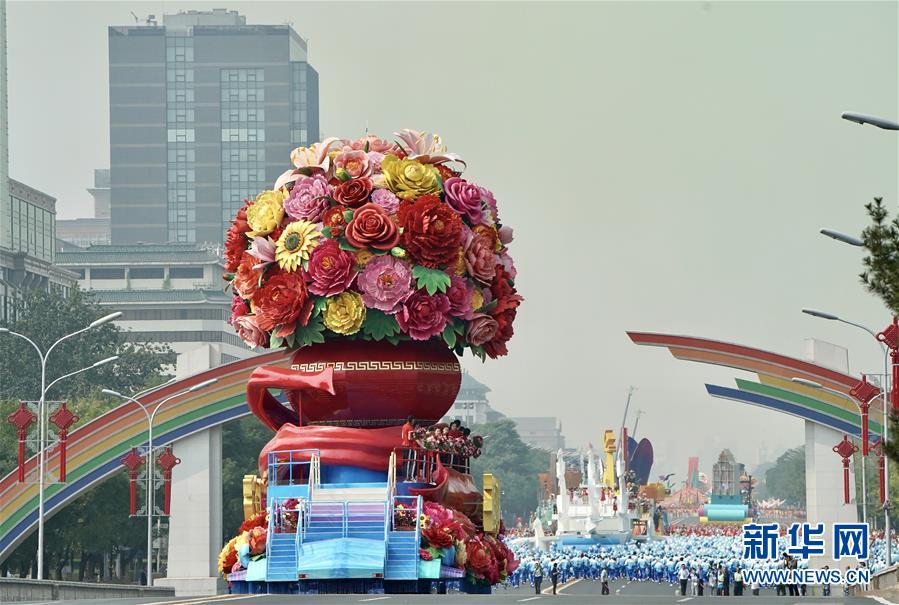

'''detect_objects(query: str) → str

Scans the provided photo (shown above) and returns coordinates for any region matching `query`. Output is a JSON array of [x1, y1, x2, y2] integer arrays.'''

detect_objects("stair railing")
[[265, 500, 275, 579], [308, 453, 320, 501]]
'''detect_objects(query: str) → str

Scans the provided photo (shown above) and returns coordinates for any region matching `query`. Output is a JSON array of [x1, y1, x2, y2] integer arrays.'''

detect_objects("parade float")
[[534, 429, 660, 550], [697, 449, 755, 524], [217, 130, 520, 594]]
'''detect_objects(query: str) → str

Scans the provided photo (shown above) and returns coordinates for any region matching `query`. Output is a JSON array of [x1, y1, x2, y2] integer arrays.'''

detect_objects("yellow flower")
[[246, 190, 286, 237], [380, 155, 441, 200], [471, 288, 485, 312], [323, 291, 366, 335], [355, 249, 374, 269], [275, 220, 321, 272]]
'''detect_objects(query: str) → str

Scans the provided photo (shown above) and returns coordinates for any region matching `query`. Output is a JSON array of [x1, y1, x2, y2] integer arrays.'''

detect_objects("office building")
[[109, 8, 320, 245], [55, 243, 255, 361], [0, 0, 7, 230], [57, 169, 112, 247]]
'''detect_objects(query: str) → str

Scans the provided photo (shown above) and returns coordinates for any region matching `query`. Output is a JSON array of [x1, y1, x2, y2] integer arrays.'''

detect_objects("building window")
[[91, 268, 126, 280], [129, 267, 165, 279], [169, 266, 204, 279]]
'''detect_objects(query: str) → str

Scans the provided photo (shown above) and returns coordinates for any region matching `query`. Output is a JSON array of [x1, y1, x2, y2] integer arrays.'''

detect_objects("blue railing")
[[267, 449, 320, 486]]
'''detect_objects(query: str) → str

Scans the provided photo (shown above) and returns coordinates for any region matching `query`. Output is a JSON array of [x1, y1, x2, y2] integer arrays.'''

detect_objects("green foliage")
[[362, 309, 401, 342], [468, 419, 550, 523], [762, 446, 806, 506], [412, 265, 451, 295], [860, 197, 899, 313]]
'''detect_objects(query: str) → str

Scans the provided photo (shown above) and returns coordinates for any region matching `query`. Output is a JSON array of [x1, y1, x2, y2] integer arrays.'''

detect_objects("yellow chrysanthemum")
[[246, 190, 286, 238], [471, 288, 485, 312], [380, 155, 441, 200], [275, 220, 321, 272], [355, 249, 374, 269], [323, 291, 366, 335]]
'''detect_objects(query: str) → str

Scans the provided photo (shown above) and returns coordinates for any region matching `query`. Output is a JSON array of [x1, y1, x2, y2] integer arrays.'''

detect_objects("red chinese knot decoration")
[[850, 375, 880, 456], [120, 447, 145, 516], [871, 438, 886, 504], [7, 402, 37, 483], [49, 402, 78, 483], [833, 435, 859, 505], [156, 447, 181, 515]]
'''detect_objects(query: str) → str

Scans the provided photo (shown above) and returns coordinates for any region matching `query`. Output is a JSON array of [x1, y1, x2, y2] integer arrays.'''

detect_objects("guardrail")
[[0, 578, 175, 603], [267, 449, 320, 486]]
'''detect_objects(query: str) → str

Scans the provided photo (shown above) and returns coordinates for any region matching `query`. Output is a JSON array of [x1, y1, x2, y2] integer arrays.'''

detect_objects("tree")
[[469, 419, 550, 523], [762, 446, 806, 506], [221, 416, 273, 541]]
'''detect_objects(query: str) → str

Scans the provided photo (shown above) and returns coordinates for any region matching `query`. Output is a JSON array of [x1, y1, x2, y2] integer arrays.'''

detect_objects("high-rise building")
[[109, 8, 320, 245], [57, 169, 112, 247], [0, 0, 9, 242]]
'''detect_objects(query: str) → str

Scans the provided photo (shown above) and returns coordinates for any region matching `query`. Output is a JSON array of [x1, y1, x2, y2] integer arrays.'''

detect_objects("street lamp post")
[[801, 308, 892, 566], [0, 311, 122, 580], [103, 377, 218, 587], [791, 376, 876, 525]]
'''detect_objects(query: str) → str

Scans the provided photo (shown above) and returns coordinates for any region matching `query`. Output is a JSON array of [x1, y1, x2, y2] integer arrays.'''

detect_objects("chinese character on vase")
[[156, 447, 181, 515], [48, 402, 78, 483], [849, 375, 879, 455], [833, 435, 858, 505], [7, 402, 37, 483], [120, 447, 145, 516]]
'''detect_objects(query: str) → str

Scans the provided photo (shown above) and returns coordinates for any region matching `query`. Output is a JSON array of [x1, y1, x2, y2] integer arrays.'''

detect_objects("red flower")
[[465, 537, 496, 581], [345, 203, 400, 251], [435, 164, 460, 183], [489, 264, 521, 315], [323, 206, 347, 238], [398, 195, 462, 268], [419, 548, 434, 561], [396, 290, 450, 341], [423, 525, 454, 548], [306, 239, 357, 297], [333, 177, 372, 208], [224, 202, 253, 272], [232, 253, 263, 300], [238, 510, 268, 534], [484, 308, 516, 359], [252, 271, 313, 337]]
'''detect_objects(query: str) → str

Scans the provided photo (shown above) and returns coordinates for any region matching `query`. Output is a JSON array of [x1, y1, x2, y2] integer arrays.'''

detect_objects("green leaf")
[[362, 309, 401, 341], [470, 345, 487, 362], [312, 296, 329, 317], [285, 330, 297, 348], [321, 226, 333, 238], [338, 239, 359, 252], [294, 316, 326, 349], [295, 167, 314, 177], [343, 210, 355, 223], [442, 324, 457, 349], [480, 298, 498, 313], [269, 333, 284, 349], [412, 265, 451, 295], [450, 318, 465, 336], [386, 334, 401, 346]]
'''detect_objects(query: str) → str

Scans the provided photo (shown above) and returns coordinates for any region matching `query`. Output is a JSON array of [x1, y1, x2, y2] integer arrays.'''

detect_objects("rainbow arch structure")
[[626, 332, 882, 439], [0, 350, 291, 562]]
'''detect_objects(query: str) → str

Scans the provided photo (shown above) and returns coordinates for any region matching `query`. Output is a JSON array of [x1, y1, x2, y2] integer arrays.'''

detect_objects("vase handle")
[[247, 365, 335, 431]]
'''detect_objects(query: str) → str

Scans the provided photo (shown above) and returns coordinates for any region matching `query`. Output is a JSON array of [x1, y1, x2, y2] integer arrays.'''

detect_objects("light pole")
[[0, 311, 122, 580], [103, 377, 218, 586], [801, 308, 892, 565], [791, 376, 874, 525]]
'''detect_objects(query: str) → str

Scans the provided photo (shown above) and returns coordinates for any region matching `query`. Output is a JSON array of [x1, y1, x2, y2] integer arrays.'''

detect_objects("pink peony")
[[367, 151, 385, 174], [479, 186, 498, 224], [464, 230, 498, 284], [334, 147, 371, 179], [371, 188, 400, 215], [233, 314, 269, 348], [443, 177, 485, 225], [306, 239, 357, 296], [446, 275, 475, 319], [499, 251, 517, 280], [356, 255, 413, 313], [229, 296, 249, 325], [284, 174, 332, 221], [498, 225, 513, 246], [465, 313, 499, 347], [396, 290, 450, 340]]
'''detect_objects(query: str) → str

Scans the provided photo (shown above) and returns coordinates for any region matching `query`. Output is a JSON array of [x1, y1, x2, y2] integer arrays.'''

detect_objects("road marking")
[[557, 578, 581, 594], [868, 597, 898, 605], [142, 594, 260, 605], [359, 598, 391, 602], [517, 598, 542, 602], [677, 599, 693, 603]]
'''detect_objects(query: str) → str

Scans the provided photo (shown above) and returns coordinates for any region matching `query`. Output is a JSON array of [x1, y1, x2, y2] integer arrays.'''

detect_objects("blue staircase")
[[385, 531, 419, 580], [267, 532, 298, 581]]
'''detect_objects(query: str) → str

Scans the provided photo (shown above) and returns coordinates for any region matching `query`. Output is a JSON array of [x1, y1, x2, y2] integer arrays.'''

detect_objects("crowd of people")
[[505, 526, 890, 596], [399, 417, 484, 477]]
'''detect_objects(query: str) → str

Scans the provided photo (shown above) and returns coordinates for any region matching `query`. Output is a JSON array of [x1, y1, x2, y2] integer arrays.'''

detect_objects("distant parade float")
[[217, 130, 521, 593]]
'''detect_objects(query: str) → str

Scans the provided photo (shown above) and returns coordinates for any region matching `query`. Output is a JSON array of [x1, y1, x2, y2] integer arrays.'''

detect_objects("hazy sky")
[[6, 1, 899, 478]]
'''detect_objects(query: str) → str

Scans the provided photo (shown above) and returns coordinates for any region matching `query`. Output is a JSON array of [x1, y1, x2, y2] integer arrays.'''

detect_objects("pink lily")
[[394, 129, 466, 167], [248, 236, 276, 269], [275, 137, 342, 190]]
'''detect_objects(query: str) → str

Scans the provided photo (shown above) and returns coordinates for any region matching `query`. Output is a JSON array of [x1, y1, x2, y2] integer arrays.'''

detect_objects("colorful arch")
[[0, 350, 292, 562], [626, 332, 882, 438]]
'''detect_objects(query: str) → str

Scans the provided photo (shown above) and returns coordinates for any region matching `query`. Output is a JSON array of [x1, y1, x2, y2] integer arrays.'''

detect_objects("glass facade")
[[4, 189, 54, 262], [220, 68, 267, 232], [165, 35, 196, 243]]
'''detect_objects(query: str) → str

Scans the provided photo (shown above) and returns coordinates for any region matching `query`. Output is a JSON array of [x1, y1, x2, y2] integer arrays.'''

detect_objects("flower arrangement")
[[217, 512, 270, 579], [224, 130, 521, 360], [410, 425, 483, 458]]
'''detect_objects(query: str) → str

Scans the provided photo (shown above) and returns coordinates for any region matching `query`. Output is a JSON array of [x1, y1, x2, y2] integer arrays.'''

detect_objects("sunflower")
[[275, 220, 321, 272]]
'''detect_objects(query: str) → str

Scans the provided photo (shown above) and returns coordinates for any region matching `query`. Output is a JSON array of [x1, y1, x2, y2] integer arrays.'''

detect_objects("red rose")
[[333, 177, 372, 207], [345, 203, 400, 251], [306, 239, 357, 297], [323, 206, 347, 238], [398, 195, 463, 268], [465, 313, 499, 347], [252, 271, 313, 337], [224, 201, 252, 272]]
